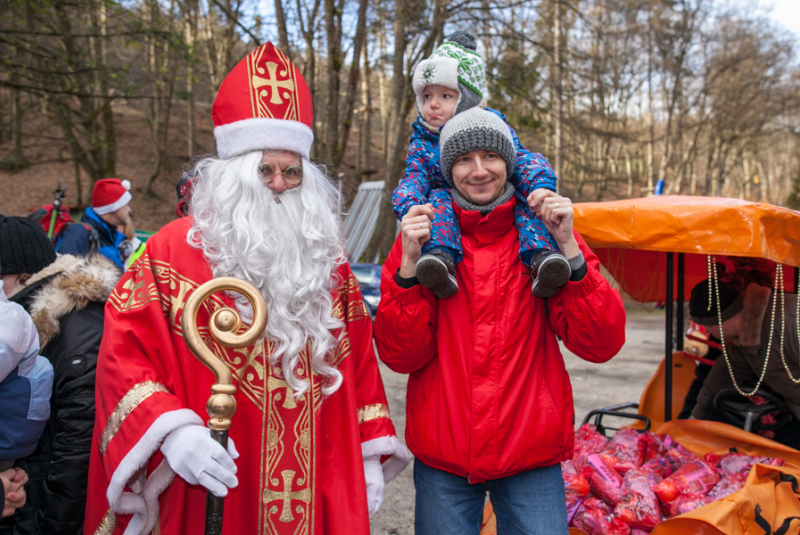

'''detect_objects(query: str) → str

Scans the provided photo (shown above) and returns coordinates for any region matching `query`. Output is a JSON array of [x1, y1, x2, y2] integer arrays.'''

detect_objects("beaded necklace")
[[775, 264, 800, 384], [707, 255, 771, 397]]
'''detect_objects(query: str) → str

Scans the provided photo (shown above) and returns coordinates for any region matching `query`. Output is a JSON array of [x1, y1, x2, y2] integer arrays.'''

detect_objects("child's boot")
[[530, 250, 571, 298], [416, 248, 458, 299]]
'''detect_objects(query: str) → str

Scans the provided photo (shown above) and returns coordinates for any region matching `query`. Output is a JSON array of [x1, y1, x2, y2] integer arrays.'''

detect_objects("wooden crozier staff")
[[180, 277, 268, 535]]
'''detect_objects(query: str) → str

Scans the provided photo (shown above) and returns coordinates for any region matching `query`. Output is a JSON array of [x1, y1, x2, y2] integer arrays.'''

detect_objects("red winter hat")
[[212, 43, 313, 160], [92, 178, 132, 214]]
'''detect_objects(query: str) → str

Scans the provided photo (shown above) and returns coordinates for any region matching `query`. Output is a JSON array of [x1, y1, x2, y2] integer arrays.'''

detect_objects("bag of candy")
[[706, 472, 747, 501], [562, 459, 591, 497], [652, 459, 719, 504], [646, 434, 695, 469], [666, 493, 708, 517], [586, 453, 624, 504], [601, 428, 647, 475], [574, 423, 609, 468], [614, 469, 661, 530], [713, 453, 785, 476], [641, 457, 672, 479], [572, 497, 631, 535]]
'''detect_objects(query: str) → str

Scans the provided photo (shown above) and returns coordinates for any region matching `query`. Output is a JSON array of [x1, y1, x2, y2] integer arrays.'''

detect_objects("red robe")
[[84, 217, 408, 535]]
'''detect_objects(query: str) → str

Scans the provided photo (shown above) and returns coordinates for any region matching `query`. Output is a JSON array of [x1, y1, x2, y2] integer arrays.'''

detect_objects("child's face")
[[422, 85, 458, 127]]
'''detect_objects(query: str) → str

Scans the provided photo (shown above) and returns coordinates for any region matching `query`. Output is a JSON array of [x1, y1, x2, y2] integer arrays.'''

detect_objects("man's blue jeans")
[[413, 459, 569, 535]]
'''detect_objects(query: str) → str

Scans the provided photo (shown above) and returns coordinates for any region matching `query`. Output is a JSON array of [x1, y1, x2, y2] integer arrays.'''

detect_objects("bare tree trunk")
[[624, 147, 633, 197], [144, 0, 177, 194], [185, 0, 197, 160], [553, 0, 563, 183], [94, 0, 116, 177], [362, 0, 446, 262], [323, 0, 342, 163], [333, 0, 369, 167], [9, 87, 25, 166], [377, 28, 390, 156], [274, 0, 290, 53], [358, 42, 372, 178]]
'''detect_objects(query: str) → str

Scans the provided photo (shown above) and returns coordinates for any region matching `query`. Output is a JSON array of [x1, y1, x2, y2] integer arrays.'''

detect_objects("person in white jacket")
[[0, 216, 56, 518]]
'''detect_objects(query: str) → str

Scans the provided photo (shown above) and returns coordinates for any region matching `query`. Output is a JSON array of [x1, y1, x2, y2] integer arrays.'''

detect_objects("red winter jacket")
[[374, 197, 626, 483]]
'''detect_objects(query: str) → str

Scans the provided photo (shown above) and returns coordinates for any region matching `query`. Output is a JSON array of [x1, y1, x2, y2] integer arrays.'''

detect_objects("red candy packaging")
[[586, 453, 624, 504], [641, 457, 672, 479], [666, 493, 708, 517], [562, 459, 591, 497], [574, 424, 609, 468], [562, 459, 591, 523], [614, 469, 661, 530], [601, 428, 647, 475], [715, 453, 785, 476], [572, 497, 632, 535], [706, 472, 747, 501], [652, 459, 719, 504], [567, 427, 786, 530]]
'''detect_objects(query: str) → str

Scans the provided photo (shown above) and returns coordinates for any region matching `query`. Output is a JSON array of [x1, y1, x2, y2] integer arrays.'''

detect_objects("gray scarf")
[[452, 182, 514, 216]]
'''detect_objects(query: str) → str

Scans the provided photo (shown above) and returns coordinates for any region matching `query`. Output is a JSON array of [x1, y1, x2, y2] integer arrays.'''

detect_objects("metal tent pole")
[[796, 267, 799, 294], [676, 253, 685, 352], [665, 252, 675, 422]]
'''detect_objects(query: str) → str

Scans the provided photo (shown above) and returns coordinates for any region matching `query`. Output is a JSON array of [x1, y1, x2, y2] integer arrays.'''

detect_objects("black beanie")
[[0, 216, 57, 276], [689, 278, 744, 327]]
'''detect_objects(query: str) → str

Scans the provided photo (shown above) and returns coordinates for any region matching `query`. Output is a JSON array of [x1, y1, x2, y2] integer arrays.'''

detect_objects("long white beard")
[[187, 151, 347, 396]]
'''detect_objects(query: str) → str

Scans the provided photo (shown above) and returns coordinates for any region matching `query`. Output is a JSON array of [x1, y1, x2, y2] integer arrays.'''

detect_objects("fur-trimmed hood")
[[13, 254, 120, 348]]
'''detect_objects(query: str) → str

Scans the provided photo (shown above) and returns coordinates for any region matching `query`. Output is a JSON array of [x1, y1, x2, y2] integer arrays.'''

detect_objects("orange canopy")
[[573, 196, 800, 302]]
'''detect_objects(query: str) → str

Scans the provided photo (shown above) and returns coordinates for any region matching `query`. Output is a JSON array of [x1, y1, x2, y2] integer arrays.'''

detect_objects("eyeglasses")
[[259, 164, 304, 186]]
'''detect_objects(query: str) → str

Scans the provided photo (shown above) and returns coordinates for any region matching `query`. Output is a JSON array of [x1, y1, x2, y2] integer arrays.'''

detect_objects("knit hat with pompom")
[[412, 30, 488, 117]]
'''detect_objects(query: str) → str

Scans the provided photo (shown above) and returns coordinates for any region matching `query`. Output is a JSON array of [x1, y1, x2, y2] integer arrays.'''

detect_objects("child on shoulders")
[[393, 30, 575, 299]]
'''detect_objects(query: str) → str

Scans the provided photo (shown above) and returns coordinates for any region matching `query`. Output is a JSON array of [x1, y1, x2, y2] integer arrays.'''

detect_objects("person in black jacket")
[[2, 251, 118, 535]]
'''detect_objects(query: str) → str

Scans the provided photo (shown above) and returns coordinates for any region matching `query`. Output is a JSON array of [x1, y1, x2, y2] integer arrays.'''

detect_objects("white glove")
[[364, 455, 385, 517], [160, 424, 239, 497]]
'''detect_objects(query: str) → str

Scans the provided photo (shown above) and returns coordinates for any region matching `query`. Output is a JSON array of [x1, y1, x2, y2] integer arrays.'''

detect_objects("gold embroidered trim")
[[92, 508, 116, 535], [101, 381, 169, 455], [357, 403, 390, 424]]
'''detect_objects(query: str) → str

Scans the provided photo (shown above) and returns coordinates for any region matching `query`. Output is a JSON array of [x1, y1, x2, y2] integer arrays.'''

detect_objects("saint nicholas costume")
[[84, 43, 409, 535]]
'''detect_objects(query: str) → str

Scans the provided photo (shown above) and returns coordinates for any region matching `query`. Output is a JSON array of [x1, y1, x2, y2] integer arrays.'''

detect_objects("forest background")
[[1, 0, 798, 261]]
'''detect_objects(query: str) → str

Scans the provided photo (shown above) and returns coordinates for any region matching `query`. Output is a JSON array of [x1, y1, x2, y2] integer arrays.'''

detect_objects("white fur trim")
[[214, 118, 313, 160], [412, 57, 461, 114], [94, 191, 132, 215], [361, 435, 411, 484], [107, 409, 203, 535], [123, 460, 173, 535]]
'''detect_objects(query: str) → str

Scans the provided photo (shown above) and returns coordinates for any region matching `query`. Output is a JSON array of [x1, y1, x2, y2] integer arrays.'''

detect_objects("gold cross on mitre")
[[263, 470, 311, 523], [252, 61, 295, 105]]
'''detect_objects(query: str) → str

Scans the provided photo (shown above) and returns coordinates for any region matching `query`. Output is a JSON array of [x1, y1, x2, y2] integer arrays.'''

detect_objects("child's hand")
[[399, 204, 434, 278], [2, 468, 27, 518], [526, 190, 580, 259]]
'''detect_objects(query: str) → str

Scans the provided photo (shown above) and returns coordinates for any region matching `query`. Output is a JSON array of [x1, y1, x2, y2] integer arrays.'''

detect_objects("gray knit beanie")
[[439, 108, 516, 186]]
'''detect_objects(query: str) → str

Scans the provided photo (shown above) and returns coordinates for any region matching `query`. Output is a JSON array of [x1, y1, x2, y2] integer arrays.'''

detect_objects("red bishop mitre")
[[92, 178, 132, 215], [212, 43, 314, 160]]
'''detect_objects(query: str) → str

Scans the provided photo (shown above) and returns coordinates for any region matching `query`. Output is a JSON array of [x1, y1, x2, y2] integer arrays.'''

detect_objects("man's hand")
[[160, 424, 239, 498], [527, 190, 580, 259], [2, 468, 27, 518], [399, 204, 434, 279]]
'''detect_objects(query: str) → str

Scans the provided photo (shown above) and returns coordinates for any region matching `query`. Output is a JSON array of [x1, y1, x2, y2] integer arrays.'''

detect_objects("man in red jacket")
[[374, 108, 626, 534]]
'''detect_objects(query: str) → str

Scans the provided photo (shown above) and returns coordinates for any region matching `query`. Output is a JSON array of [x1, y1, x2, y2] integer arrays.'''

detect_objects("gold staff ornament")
[[179, 276, 268, 535]]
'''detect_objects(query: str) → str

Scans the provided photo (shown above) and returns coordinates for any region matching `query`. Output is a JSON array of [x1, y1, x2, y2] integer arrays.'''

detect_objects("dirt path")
[[369, 307, 669, 534]]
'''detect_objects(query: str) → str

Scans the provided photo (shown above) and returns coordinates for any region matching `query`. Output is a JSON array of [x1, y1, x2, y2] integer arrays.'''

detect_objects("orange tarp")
[[573, 196, 800, 302]]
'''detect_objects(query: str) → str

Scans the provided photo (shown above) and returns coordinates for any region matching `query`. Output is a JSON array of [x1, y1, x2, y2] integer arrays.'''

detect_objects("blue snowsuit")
[[392, 109, 559, 264]]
